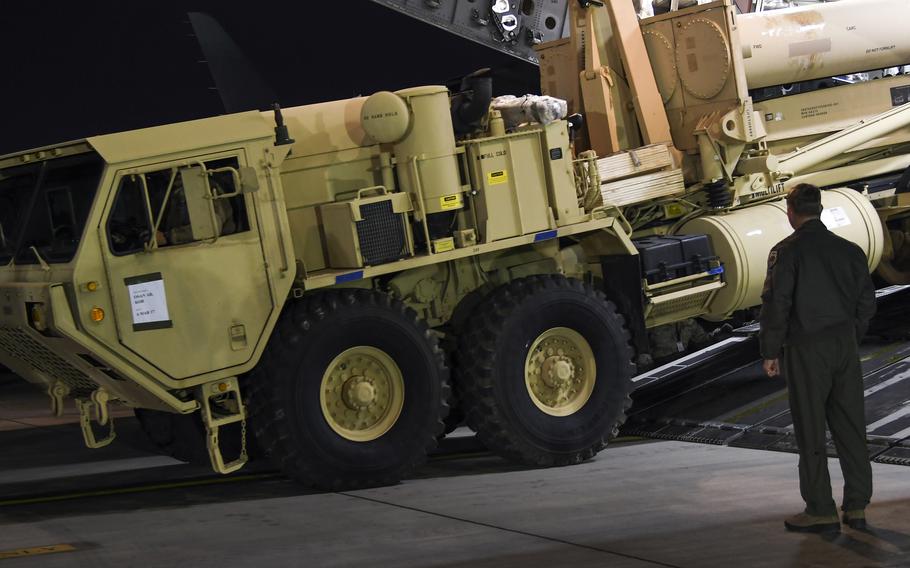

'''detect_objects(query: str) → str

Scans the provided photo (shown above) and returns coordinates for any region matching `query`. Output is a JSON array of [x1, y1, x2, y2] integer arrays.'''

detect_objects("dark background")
[[0, 1, 540, 156]]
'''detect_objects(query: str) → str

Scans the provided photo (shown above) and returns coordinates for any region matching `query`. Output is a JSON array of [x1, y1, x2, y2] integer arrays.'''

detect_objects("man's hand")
[[763, 358, 780, 378]]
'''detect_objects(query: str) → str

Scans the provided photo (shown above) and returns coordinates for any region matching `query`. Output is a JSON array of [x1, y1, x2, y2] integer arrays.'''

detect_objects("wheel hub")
[[342, 376, 377, 409], [525, 327, 596, 417], [542, 356, 575, 388], [320, 347, 405, 442]]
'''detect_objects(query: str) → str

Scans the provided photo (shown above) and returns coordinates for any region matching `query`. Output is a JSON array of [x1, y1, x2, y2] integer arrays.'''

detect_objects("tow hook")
[[76, 388, 116, 448]]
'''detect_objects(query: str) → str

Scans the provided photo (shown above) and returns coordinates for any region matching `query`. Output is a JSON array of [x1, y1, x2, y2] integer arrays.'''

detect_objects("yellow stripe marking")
[[0, 544, 76, 560], [0, 473, 278, 508]]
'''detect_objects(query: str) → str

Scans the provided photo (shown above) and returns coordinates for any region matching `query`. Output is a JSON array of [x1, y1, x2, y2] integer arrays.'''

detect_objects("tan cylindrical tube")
[[679, 188, 883, 320], [777, 102, 910, 176], [738, 0, 910, 89], [393, 86, 464, 217]]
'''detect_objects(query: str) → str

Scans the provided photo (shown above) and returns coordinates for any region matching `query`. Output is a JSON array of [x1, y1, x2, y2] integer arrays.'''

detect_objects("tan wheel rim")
[[320, 346, 405, 442], [524, 327, 596, 417]]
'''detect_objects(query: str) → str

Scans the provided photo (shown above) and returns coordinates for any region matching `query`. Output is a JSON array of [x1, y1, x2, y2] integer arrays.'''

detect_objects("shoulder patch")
[[768, 250, 778, 268]]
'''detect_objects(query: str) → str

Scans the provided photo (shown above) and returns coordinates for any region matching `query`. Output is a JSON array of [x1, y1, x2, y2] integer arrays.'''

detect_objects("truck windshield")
[[0, 152, 104, 266]]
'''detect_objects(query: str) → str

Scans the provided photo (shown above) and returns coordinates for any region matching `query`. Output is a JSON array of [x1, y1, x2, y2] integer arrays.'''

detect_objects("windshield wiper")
[[6, 161, 48, 266], [29, 246, 51, 272]]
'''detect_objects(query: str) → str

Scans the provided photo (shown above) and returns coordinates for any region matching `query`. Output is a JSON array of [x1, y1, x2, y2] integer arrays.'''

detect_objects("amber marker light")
[[90, 307, 105, 322], [30, 305, 44, 327], [86, 281, 99, 292]]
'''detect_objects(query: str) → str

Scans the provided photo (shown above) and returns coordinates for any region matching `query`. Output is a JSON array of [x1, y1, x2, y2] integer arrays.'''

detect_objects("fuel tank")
[[678, 188, 884, 320], [738, 0, 910, 89]]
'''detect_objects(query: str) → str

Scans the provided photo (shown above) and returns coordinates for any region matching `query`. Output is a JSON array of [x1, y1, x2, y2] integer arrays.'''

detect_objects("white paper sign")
[[820, 206, 851, 230], [128, 279, 170, 326]]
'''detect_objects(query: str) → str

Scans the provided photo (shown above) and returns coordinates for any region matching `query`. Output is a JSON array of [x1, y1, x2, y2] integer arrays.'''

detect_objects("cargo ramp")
[[622, 285, 910, 467]]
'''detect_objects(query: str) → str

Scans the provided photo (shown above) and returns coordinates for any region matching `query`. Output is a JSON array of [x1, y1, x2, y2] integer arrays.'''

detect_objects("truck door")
[[99, 153, 274, 380]]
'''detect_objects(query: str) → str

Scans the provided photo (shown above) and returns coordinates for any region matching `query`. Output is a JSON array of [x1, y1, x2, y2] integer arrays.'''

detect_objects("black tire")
[[247, 289, 450, 490], [134, 408, 247, 466], [439, 287, 492, 438], [456, 275, 634, 466]]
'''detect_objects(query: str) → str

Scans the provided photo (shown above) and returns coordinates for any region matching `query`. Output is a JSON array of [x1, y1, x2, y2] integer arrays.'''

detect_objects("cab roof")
[[0, 111, 275, 168], [87, 111, 274, 164]]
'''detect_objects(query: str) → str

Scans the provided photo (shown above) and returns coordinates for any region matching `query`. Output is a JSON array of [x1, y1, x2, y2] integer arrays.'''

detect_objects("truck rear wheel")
[[456, 275, 634, 466], [248, 289, 450, 490]]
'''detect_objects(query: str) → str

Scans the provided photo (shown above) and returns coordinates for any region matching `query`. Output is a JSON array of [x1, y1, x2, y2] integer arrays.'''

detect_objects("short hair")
[[787, 183, 823, 217]]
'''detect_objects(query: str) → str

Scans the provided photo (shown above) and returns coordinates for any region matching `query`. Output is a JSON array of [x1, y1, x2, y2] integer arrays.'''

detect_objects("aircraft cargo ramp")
[[621, 286, 910, 467]]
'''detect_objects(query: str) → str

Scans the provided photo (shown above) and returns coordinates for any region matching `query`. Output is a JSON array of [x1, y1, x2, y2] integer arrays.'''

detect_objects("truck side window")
[[108, 175, 152, 255], [107, 157, 250, 255]]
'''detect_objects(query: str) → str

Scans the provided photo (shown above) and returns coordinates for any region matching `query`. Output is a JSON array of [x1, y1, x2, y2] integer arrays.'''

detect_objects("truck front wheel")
[[248, 289, 450, 490], [456, 275, 635, 466], [135, 407, 253, 466]]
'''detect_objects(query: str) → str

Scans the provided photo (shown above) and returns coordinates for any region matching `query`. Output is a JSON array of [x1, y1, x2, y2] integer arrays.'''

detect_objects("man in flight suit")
[[759, 183, 876, 533]]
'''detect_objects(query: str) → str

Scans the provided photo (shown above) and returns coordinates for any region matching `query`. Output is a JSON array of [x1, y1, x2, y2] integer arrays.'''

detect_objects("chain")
[[239, 416, 248, 459]]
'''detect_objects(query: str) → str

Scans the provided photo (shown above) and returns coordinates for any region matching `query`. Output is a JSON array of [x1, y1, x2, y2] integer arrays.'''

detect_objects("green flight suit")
[[759, 218, 876, 517]]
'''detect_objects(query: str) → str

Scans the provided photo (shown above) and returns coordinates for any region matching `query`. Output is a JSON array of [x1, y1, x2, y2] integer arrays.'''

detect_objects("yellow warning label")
[[0, 544, 76, 560], [487, 170, 509, 185], [662, 203, 685, 219], [439, 194, 463, 210], [432, 237, 456, 253]]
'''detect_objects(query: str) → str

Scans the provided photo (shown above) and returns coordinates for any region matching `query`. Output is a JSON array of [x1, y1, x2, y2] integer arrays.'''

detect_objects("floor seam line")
[[338, 492, 683, 568], [0, 417, 83, 431]]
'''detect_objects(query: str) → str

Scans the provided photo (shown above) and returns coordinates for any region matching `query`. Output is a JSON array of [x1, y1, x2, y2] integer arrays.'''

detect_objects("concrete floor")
[[2, 380, 910, 567]]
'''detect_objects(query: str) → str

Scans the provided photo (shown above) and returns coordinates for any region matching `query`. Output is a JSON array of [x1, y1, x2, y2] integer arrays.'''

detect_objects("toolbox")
[[633, 234, 717, 283]]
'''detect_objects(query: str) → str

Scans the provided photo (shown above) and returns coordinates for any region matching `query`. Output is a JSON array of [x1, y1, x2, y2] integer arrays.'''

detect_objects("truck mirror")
[[179, 166, 219, 241], [239, 166, 260, 193]]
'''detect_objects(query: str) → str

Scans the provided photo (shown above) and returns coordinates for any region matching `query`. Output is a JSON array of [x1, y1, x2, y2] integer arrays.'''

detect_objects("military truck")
[[1, 0, 908, 489]]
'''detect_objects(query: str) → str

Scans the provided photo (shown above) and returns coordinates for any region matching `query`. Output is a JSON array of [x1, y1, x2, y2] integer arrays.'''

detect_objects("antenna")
[[273, 103, 295, 146]]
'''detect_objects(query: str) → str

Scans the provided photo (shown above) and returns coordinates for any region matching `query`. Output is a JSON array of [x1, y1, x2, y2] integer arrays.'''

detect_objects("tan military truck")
[[0, 0, 907, 489]]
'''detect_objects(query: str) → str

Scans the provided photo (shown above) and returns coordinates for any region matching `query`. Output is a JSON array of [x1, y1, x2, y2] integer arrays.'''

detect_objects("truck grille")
[[0, 326, 97, 395], [651, 291, 711, 318], [356, 200, 406, 266]]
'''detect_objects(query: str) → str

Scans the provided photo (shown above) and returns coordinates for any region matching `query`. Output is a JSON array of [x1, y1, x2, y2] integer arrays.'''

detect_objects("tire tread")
[[456, 275, 635, 467], [247, 289, 450, 490]]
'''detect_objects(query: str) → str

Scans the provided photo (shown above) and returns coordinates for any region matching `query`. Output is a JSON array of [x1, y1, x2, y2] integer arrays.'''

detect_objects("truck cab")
[[0, 112, 294, 459]]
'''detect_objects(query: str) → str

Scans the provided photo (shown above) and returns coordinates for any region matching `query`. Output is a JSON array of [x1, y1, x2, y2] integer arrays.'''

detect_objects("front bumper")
[[0, 282, 194, 412]]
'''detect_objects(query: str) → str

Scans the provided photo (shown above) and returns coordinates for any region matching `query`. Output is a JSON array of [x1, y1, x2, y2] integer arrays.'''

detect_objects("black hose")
[[705, 180, 733, 209], [451, 69, 493, 135]]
